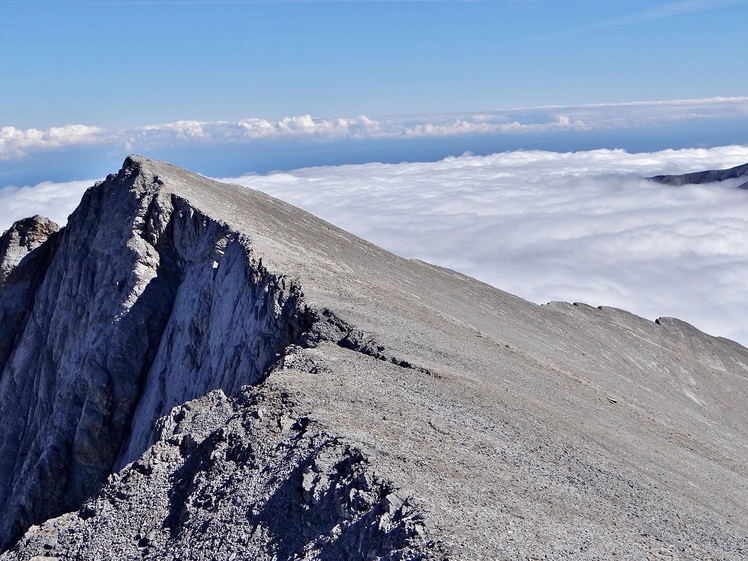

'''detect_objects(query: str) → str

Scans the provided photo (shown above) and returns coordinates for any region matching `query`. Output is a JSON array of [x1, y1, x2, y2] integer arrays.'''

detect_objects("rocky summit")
[[648, 161, 748, 189], [0, 156, 747, 560]]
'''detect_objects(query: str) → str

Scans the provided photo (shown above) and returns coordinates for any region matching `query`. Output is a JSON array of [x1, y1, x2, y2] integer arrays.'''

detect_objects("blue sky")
[[2, 0, 748, 183], [4, 0, 748, 127], [5, 0, 748, 124]]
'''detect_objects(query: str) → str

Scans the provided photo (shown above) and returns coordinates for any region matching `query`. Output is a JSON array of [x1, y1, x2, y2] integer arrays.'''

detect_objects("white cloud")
[[127, 114, 382, 149], [401, 114, 588, 137], [0, 179, 94, 230], [3, 96, 748, 161], [0, 125, 107, 160], [5, 141, 748, 348]]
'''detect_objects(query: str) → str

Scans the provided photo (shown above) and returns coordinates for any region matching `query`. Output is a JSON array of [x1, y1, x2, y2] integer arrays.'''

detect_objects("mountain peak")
[[1, 157, 747, 559]]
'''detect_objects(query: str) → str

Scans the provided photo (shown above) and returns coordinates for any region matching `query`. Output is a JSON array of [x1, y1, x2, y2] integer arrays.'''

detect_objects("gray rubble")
[[0, 156, 747, 559], [5, 385, 440, 561]]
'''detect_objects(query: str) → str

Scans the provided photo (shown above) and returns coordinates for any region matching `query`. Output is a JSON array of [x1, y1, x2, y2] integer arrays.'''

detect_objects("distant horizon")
[[6, 1, 748, 185], [3, 95, 748, 188]]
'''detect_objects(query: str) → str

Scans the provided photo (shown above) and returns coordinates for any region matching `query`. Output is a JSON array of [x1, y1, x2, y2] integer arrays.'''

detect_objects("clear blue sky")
[[4, 0, 747, 128], [2, 0, 748, 184]]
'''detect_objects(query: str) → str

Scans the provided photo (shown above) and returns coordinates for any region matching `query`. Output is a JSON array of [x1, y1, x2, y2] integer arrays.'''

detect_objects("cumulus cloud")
[[0, 125, 108, 160], [3, 96, 747, 161], [402, 114, 588, 137], [123, 96, 748, 146], [523, 96, 748, 129], [127, 114, 382, 149]]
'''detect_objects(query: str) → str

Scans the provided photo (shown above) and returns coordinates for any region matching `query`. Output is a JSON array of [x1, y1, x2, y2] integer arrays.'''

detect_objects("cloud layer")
[[3, 144, 748, 347], [0, 125, 108, 160], [3, 96, 748, 162], [0, 179, 95, 230]]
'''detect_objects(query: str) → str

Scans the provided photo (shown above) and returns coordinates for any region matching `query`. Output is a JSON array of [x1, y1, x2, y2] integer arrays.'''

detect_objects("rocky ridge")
[[1, 156, 747, 559], [648, 161, 748, 188]]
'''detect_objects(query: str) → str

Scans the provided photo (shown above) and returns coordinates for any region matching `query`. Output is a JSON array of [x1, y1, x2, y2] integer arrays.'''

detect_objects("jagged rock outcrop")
[[0, 215, 59, 290], [0, 215, 60, 375], [4, 385, 440, 560], [648, 161, 748, 188], [0, 160, 313, 550], [1, 156, 747, 559]]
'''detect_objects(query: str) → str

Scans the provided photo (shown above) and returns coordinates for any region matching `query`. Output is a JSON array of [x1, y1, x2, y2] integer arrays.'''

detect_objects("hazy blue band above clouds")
[[3, 144, 748, 348], [3, 96, 747, 163]]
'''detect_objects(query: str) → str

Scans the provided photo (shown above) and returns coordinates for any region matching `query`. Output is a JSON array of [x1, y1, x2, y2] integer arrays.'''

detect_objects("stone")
[[0, 156, 746, 559]]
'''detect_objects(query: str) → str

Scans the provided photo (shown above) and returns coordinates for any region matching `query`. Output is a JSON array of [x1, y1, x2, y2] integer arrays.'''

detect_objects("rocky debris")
[[301, 307, 432, 374], [0, 156, 747, 559], [648, 161, 748, 188], [1, 385, 444, 561]]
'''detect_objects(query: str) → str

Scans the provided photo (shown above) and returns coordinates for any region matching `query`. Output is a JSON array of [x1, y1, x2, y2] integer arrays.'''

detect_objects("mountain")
[[0, 156, 747, 560], [648, 161, 748, 188]]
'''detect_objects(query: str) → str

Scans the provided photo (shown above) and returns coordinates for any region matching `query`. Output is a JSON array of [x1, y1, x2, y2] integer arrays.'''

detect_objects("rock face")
[[0, 159, 312, 550], [1, 156, 747, 560], [0, 215, 59, 290], [0, 215, 60, 380], [648, 161, 748, 188]]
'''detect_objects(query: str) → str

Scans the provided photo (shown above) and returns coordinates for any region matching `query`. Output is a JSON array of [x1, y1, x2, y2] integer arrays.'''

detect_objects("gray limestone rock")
[[2, 386, 441, 560], [0, 159, 312, 550], [0, 215, 59, 290], [0, 216, 60, 375], [1, 156, 747, 559]]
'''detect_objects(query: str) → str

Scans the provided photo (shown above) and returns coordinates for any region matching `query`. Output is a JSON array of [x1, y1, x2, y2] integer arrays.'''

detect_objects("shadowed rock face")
[[0, 159, 314, 550], [0, 216, 60, 376], [0, 215, 59, 290], [648, 161, 748, 188], [1, 156, 747, 560]]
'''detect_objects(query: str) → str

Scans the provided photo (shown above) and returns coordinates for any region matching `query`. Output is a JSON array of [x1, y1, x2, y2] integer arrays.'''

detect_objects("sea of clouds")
[[3, 145, 748, 345]]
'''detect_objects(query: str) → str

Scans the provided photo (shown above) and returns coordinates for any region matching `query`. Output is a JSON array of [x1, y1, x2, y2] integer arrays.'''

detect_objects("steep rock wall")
[[0, 158, 312, 550]]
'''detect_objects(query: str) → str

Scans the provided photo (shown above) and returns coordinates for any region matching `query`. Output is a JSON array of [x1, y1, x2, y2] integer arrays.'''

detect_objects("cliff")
[[0, 156, 747, 560]]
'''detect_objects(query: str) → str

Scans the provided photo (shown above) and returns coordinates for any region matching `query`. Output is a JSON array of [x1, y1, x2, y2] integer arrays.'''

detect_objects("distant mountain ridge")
[[648, 161, 748, 188], [0, 156, 747, 560]]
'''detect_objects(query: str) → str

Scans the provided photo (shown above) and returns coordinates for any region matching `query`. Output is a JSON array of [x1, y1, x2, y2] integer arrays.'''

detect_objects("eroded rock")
[[1, 386, 443, 561], [1, 156, 747, 559]]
